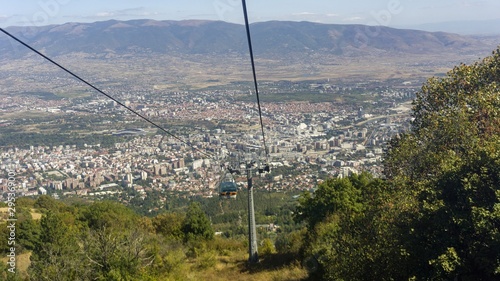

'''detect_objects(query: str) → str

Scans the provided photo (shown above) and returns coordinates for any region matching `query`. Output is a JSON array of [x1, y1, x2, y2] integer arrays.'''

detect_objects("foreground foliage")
[[0, 197, 306, 281], [384, 47, 500, 280], [292, 48, 500, 280], [295, 173, 402, 280]]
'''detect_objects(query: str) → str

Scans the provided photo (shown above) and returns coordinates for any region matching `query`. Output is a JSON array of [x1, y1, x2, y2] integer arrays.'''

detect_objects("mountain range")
[[0, 19, 496, 58], [405, 19, 500, 35]]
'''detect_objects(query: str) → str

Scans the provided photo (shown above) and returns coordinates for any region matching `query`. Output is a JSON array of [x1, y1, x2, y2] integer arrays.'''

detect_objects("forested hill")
[[0, 19, 493, 57]]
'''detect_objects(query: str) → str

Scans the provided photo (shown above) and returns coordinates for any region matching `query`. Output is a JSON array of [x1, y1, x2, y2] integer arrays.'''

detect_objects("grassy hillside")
[[1, 242, 306, 281]]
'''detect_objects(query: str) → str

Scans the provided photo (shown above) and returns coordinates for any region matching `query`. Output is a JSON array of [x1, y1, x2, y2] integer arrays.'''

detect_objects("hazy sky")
[[1, 0, 499, 28]]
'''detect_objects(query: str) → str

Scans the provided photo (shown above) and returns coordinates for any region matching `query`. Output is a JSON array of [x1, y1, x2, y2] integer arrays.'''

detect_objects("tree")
[[17, 216, 41, 252], [83, 226, 155, 280], [384, 47, 500, 280], [260, 238, 276, 256], [295, 173, 400, 280], [29, 211, 90, 281], [34, 195, 65, 212], [275, 228, 307, 256], [79, 201, 138, 230], [385, 48, 500, 184], [182, 202, 214, 242], [152, 212, 184, 241], [78, 201, 154, 280], [295, 173, 367, 231], [402, 144, 500, 280]]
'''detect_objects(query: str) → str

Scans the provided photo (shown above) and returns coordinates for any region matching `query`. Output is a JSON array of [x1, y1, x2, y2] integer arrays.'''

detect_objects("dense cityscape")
[[0, 78, 415, 211]]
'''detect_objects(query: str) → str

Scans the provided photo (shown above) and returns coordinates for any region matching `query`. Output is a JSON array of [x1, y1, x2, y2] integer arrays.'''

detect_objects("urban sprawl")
[[0, 80, 416, 210]]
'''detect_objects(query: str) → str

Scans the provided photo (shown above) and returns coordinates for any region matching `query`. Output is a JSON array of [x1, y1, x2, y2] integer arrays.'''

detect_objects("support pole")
[[247, 165, 259, 263]]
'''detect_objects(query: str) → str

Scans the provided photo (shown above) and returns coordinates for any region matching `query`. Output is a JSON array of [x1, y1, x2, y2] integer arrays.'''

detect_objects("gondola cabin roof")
[[220, 181, 238, 192]]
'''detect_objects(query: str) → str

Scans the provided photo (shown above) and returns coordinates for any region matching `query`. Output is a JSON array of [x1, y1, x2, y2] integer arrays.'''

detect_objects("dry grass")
[[1, 50, 488, 92], [190, 251, 306, 281], [0, 250, 307, 280], [0, 208, 42, 222], [30, 209, 42, 220], [1, 252, 31, 279]]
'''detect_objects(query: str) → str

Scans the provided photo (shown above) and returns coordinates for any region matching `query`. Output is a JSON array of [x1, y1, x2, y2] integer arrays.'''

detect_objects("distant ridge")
[[0, 19, 492, 58], [405, 19, 500, 35]]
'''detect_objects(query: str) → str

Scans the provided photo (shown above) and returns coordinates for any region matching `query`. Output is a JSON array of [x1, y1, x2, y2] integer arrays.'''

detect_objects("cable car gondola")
[[219, 173, 238, 199]]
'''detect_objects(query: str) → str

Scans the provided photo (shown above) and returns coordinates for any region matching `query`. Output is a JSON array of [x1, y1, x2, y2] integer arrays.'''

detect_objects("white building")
[[38, 187, 47, 195]]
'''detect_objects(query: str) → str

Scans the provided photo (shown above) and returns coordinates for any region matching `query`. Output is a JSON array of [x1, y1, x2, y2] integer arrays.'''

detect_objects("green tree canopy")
[[385, 48, 500, 184], [34, 195, 66, 212], [182, 202, 214, 242], [78, 200, 138, 230], [296, 173, 399, 280], [295, 173, 366, 230], [152, 212, 185, 241], [75, 201, 157, 280], [384, 47, 500, 280], [29, 211, 90, 281]]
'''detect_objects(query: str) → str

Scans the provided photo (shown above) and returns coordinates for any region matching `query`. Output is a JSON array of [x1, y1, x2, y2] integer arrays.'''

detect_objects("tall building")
[[126, 173, 133, 185], [358, 107, 364, 119]]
